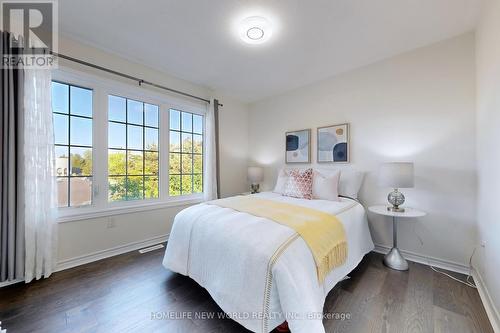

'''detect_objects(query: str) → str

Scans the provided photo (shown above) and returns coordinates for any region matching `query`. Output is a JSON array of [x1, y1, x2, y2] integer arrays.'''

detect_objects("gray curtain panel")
[[0, 30, 25, 282], [214, 99, 221, 199]]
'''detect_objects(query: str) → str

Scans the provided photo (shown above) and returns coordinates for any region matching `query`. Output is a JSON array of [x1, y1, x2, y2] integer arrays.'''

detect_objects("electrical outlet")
[[480, 240, 486, 248], [107, 217, 116, 229]]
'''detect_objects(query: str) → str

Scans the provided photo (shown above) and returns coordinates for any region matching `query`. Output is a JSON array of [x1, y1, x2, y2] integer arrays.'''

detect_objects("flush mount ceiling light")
[[247, 27, 264, 40], [239, 16, 272, 44]]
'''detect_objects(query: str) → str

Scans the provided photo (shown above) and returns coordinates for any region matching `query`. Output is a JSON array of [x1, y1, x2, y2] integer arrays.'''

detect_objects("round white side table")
[[368, 205, 426, 271]]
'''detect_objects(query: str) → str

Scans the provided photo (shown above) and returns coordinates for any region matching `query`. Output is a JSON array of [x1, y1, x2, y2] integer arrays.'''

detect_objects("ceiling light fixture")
[[247, 27, 264, 40], [239, 16, 272, 44]]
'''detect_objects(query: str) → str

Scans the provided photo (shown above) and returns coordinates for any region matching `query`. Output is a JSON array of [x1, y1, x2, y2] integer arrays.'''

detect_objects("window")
[[108, 95, 159, 201], [52, 69, 207, 220], [52, 81, 93, 207], [169, 109, 203, 196]]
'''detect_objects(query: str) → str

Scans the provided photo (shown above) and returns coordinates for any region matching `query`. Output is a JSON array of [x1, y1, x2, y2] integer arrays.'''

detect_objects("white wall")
[[248, 33, 477, 268], [216, 93, 250, 197], [58, 36, 212, 102], [475, 0, 500, 321], [56, 36, 249, 263], [58, 205, 188, 263]]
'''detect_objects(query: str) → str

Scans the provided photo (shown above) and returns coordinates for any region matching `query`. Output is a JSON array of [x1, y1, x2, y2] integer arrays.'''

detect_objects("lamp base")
[[383, 247, 409, 271], [250, 184, 260, 194], [387, 189, 405, 213]]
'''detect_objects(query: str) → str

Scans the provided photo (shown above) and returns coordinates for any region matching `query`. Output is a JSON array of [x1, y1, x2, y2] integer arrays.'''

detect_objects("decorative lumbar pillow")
[[273, 169, 289, 194], [284, 168, 313, 200], [312, 170, 340, 201]]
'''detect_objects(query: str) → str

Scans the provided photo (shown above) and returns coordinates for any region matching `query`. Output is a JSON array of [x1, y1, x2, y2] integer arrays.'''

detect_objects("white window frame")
[[167, 108, 205, 197], [53, 67, 207, 223], [52, 80, 94, 208]]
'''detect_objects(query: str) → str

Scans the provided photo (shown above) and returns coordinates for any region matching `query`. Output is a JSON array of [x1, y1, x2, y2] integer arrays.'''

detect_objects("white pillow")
[[273, 169, 289, 194], [338, 170, 364, 199], [312, 170, 340, 201], [315, 168, 364, 199]]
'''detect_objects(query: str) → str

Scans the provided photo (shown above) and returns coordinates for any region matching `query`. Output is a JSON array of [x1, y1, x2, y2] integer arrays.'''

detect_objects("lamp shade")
[[247, 167, 264, 183], [378, 162, 414, 188]]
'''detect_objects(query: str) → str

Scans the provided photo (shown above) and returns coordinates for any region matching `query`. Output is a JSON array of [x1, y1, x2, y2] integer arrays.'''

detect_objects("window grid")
[[108, 96, 159, 202], [169, 109, 203, 196], [52, 81, 93, 208]]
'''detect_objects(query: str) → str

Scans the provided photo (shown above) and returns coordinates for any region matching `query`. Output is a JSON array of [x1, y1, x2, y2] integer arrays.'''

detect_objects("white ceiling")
[[59, 0, 481, 102]]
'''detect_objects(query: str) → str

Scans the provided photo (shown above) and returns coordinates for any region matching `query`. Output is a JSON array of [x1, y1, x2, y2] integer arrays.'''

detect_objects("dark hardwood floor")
[[0, 248, 493, 333]]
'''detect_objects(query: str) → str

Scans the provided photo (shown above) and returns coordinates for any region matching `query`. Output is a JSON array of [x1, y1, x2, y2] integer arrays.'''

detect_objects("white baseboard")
[[55, 234, 169, 272], [473, 269, 500, 333], [0, 278, 23, 288], [373, 244, 470, 275]]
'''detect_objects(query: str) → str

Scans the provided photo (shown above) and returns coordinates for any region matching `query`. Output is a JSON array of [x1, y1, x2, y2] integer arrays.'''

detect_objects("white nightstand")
[[368, 205, 426, 271]]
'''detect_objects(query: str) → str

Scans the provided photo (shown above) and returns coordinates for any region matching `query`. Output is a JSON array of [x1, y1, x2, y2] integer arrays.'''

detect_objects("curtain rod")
[[50, 52, 222, 107]]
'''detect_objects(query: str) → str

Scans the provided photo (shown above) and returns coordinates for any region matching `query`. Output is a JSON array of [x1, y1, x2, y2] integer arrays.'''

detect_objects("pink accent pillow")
[[284, 168, 313, 200]]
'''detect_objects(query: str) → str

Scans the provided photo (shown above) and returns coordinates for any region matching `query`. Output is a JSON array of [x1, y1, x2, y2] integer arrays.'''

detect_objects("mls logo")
[[1, 0, 58, 68]]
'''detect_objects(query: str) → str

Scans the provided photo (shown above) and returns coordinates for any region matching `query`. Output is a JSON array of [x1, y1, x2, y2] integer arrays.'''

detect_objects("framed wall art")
[[285, 129, 311, 163], [317, 123, 349, 163]]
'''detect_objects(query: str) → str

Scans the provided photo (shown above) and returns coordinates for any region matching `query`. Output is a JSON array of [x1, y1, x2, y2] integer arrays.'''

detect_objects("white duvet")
[[163, 192, 374, 333]]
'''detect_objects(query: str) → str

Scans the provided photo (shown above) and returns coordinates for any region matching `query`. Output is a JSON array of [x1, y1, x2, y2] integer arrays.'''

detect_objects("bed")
[[163, 191, 374, 333]]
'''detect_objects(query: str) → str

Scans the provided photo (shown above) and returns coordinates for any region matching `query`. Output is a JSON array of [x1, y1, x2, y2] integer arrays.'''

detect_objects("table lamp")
[[378, 162, 414, 212], [247, 167, 264, 194]]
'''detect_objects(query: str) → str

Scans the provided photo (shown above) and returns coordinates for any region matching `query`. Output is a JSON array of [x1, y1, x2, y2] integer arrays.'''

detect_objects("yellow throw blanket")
[[207, 196, 347, 283]]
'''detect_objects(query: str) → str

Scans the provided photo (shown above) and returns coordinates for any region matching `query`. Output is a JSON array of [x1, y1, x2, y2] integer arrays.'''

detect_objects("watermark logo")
[[150, 311, 352, 321], [1, 0, 58, 69]]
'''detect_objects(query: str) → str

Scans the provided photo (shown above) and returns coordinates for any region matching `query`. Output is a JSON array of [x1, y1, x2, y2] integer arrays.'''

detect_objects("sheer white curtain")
[[23, 68, 58, 283], [203, 99, 218, 201]]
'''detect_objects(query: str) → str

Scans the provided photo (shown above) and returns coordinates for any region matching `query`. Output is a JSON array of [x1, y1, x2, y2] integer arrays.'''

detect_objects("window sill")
[[57, 196, 203, 223]]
